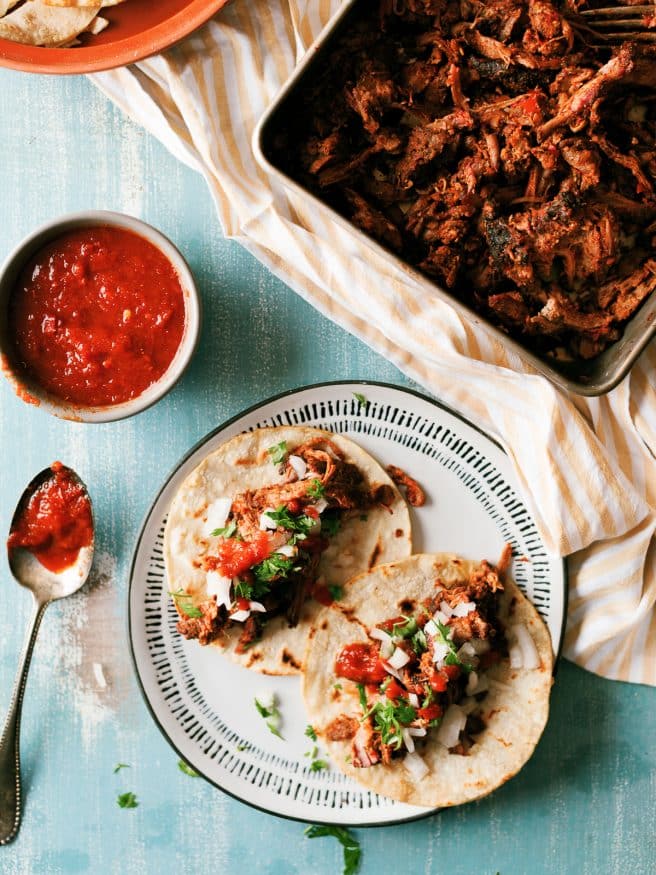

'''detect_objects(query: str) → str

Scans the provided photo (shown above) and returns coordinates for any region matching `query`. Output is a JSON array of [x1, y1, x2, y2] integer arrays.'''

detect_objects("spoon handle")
[[0, 595, 49, 845]]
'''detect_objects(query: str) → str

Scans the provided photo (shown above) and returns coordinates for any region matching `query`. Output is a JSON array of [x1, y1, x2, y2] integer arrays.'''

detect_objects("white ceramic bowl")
[[0, 211, 201, 423]]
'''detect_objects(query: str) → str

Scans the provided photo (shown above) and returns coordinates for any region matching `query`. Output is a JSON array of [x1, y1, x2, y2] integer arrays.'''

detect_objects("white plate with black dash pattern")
[[128, 381, 567, 826]]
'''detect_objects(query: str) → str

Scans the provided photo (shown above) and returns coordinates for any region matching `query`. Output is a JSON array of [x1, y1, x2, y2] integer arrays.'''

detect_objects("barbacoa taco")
[[302, 552, 553, 807], [164, 427, 414, 674]]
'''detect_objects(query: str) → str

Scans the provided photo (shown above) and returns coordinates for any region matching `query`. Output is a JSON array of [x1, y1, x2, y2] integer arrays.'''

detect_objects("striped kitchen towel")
[[92, 0, 656, 684]]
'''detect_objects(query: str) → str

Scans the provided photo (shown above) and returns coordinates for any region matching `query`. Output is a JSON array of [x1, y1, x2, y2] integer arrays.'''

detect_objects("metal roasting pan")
[[252, 0, 656, 396]]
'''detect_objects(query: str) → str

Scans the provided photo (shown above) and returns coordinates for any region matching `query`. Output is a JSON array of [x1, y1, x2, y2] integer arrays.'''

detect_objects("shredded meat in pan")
[[276, 0, 656, 362]]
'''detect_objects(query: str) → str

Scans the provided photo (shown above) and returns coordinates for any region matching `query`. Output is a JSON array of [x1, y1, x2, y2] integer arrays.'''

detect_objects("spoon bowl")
[[0, 464, 94, 844], [8, 466, 94, 601]]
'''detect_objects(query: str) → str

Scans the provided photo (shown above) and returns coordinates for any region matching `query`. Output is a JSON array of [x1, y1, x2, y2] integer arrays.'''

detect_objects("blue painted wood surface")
[[0, 71, 653, 875]]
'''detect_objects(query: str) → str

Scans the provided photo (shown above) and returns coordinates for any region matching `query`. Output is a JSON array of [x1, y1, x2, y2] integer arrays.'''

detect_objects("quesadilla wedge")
[[164, 426, 413, 675], [302, 552, 553, 807]]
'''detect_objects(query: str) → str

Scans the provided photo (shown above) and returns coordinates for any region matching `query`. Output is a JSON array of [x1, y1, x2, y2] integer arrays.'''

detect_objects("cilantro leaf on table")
[[304, 825, 362, 875], [305, 724, 318, 741], [353, 392, 368, 409], [267, 440, 288, 465], [113, 763, 129, 774], [117, 792, 138, 809], [309, 759, 328, 772], [178, 759, 199, 777], [169, 589, 202, 619]]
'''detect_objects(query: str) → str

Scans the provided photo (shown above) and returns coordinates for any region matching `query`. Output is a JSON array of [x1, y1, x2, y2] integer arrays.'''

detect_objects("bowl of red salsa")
[[0, 211, 200, 422]]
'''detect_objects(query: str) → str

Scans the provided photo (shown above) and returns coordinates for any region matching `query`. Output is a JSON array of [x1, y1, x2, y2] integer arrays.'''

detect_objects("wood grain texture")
[[0, 70, 652, 875]]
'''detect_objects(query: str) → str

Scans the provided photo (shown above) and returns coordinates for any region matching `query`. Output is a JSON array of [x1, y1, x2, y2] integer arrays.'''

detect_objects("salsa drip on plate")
[[175, 437, 402, 653], [325, 553, 538, 778]]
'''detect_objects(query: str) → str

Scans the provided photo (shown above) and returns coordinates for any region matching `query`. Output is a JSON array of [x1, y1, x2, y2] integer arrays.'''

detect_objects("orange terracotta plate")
[[0, 0, 230, 74]]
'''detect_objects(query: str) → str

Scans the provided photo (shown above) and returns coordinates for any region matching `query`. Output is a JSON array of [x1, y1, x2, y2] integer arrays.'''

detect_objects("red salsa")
[[8, 461, 93, 573], [205, 531, 271, 579], [334, 642, 388, 684], [8, 226, 186, 407]]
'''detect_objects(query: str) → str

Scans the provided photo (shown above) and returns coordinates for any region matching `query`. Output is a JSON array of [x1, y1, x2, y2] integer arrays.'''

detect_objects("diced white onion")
[[259, 510, 278, 531], [439, 600, 454, 618], [512, 623, 540, 670], [370, 627, 395, 660], [456, 643, 477, 664], [432, 642, 450, 665], [401, 728, 416, 753], [314, 497, 329, 514], [206, 572, 232, 609], [452, 601, 476, 618], [230, 609, 251, 623], [408, 693, 419, 708], [424, 619, 438, 638], [249, 601, 266, 613], [433, 610, 449, 625], [408, 727, 427, 738], [288, 454, 307, 480], [92, 662, 107, 689], [388, 648, 411, 670], [276, 544, 298, 558], [509, 643, 524, 668], [256, 690, 275, 710], [436, 704, 467, 749], [469, 638, 491, 655], [466, 671, 479, 696], [382, 662, 404, 682], [460, 696, 478, 715], [206, 498, 232, 535], [403, 751, 429, 781]]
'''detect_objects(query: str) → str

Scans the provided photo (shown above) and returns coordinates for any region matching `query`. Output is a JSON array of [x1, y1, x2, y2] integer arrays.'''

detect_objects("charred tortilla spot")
[[399, 598, 415, 612], [369, 540, 382, 568], [235, 456, 252, 466], [281, 648, 302, 670], [395, 528, 404, 537], [246, 651, 263, 665], [320, 620, 328, 630]]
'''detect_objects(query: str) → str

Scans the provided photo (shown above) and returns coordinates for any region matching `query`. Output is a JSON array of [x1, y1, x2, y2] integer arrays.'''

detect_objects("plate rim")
[[127, 379, 569, 827], [0, 0, 228, 75]]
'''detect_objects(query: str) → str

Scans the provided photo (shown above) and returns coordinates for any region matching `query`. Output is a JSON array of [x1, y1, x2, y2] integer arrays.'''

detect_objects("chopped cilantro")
[[252, 553, 299, 585], [113, 763, 129, 774], [267, 440, 288, 465], [117, 792, 138, 809], [304, 825, 362, 875], [306, 478, 326, 499], [435, 620, 474, 672], [357, 683, 368, 714], [321, 512, 341, 537], [237, 742, 250, 752], [305, 724, 318, 742], [353, 392, 368, 408], [367, 698, 417, 749], [211, 519, 237, 539], [169, 589, 202, 619], [305, 746, 319, 759], [391, 615, 418, 639], [328, 584, 343, 601], [254, 694, 283, 739], [333, 683, 342, 691], [234, 579, 253, 599], [262, 505, 317, 536], [310, 759, 329, 772], [411, 628, 427, 655], [177, 759, 199, 777]]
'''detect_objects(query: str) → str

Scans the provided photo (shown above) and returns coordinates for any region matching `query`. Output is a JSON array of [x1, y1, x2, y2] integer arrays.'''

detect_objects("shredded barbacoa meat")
[[328, 555, 507, 769], [277, 0, 656, 361], [176, 438, 393, 645]]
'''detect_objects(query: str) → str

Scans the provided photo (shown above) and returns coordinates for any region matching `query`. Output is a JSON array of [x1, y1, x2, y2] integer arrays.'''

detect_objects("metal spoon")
[[0, 465, 94, 844]]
